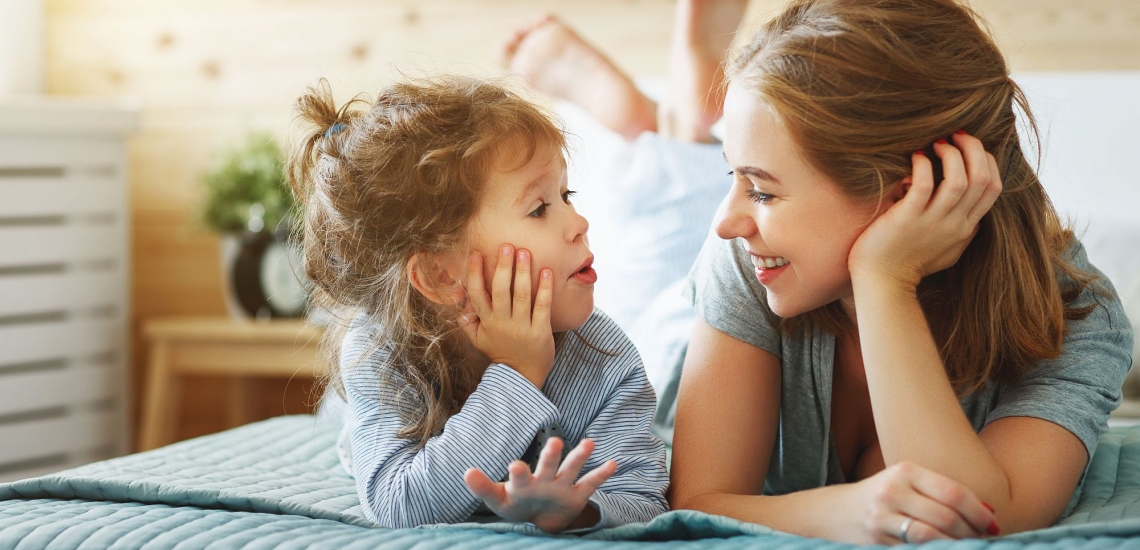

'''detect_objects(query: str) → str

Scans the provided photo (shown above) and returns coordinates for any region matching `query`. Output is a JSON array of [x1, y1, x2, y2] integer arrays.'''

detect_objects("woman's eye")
[[746, 189, 773, 204], [562, 190, 577, 204], [529, 202, 550, 218]]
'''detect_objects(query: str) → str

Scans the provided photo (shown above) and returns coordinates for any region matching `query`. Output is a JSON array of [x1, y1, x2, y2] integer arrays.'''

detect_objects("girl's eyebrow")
[[724, 152, 783, 186], [514, 175, 548, 207]]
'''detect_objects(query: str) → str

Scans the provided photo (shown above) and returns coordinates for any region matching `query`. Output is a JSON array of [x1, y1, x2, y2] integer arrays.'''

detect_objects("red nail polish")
[[913, 150, 925, 156], [982, 502, 995, 513], [935, 138, 949, 145], [955, 129, 968, 135], [987, 520, 1000, 536]]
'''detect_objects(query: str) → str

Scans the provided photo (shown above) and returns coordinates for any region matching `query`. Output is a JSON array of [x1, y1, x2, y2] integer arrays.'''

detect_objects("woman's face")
[[717, 84, 881, 318]]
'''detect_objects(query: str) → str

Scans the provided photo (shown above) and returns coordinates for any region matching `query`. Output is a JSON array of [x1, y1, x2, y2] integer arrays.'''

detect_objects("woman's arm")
[[672, 321, 999, 544], [669, 319, 843, 533], [852, 276, 1087, 532], [848, 134, 1096, 533]]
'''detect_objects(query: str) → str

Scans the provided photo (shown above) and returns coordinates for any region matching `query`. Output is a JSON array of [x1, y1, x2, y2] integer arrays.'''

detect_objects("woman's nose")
[[714, 189, 757, 241]]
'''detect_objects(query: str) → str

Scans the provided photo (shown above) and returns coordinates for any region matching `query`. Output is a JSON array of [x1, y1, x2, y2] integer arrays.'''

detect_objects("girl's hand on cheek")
[[458, 244, 556, 388], [848, 132, 1003, 290], [464, 438, 617, 533], [833, 461, 999, 545]]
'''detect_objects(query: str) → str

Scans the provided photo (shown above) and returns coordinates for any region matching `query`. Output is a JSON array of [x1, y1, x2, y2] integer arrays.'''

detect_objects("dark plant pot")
[[218, 230, 308, 319]]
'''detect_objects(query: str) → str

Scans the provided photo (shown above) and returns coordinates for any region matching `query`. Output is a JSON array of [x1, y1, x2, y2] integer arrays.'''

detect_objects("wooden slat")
[[0, 366, 121, 416], [0, 177, 121, 217], [0, 135, 126, 167], [0, 462, 78, 484], [0, 225, 121, 267], [0, 270, 122, 317], [0, 409, 121, 465], [0, 318, 122, 366]]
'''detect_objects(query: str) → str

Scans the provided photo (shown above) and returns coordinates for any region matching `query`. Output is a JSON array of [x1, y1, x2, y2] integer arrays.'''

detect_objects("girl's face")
[[718, 84, 881, 318], [467, 143, 595, 333]]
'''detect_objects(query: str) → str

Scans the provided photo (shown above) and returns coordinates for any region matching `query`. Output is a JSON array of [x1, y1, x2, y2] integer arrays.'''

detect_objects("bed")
[[2, 72, 1139, 548], [3, 415, 1140, 548]]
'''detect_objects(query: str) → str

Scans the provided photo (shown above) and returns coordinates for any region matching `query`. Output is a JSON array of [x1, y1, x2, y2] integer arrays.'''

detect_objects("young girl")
[[288, 76, 668, 533], [666, 0, 1134, 545]]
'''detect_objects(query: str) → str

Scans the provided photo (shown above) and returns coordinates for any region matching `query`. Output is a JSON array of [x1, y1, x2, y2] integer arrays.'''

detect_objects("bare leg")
[[658, 0, 748, 143], [503, 15, 658, 140]]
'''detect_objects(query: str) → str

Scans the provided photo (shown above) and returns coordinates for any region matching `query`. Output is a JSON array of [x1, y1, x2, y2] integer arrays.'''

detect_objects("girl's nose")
[[714, 188, 757, 241], [570, 210, 589, 243]]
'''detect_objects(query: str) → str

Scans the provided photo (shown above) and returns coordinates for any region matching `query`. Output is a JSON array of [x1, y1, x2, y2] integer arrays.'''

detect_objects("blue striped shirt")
[[335, 308, 669, 530]]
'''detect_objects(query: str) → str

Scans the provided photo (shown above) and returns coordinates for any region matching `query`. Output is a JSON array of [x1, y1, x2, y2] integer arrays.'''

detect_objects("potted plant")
[[199, 133, 308, 319]]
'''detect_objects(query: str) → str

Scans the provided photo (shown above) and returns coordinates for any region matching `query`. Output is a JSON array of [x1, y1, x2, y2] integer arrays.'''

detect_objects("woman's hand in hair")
[[838, 461, 999, 545], [847, 132, 1003, 290], [464, 437, 617, 533], [459, 245, 557, 388]]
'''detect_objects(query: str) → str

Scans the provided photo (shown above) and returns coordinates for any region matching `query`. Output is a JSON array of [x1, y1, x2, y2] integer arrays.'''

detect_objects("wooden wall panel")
[[42, 0, 1140, 449]]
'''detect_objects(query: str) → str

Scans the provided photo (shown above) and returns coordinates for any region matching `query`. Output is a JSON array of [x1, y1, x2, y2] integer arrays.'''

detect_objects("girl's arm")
[[670, 319, 997, 544], [344, 361, 562, 528], [574, 329, 670, 528]]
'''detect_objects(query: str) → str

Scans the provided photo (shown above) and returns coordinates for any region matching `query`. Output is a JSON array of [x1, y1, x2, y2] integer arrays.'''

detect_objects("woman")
[[668, 0, 1133, 545]]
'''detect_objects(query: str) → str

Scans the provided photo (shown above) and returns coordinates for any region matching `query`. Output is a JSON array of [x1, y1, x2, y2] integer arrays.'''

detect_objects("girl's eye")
[[562, 190, 577, 204], [746, 189, 773, 204], [529, 202, 550, 218]]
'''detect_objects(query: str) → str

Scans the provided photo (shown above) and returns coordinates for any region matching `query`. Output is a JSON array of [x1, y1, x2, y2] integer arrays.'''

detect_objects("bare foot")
[[659, 0, 748, 143], [503, 15, 657, 140]]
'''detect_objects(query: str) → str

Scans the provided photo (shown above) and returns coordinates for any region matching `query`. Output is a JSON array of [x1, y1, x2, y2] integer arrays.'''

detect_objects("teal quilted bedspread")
[[2, 415, 1140, 548]]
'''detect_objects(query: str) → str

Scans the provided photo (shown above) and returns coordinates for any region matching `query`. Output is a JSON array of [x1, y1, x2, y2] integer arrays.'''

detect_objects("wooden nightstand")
[[139, 316, 323, 451]]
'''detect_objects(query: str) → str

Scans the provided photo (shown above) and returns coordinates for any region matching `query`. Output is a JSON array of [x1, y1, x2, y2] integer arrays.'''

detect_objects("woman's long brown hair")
[[287, 76, 566, 444], [730, 0, 1101, 394]]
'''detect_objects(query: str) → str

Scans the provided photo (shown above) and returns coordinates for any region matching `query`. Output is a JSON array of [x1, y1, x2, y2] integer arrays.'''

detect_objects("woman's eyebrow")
[[737, 166, 783, 186], [724, 152, 782, 185]]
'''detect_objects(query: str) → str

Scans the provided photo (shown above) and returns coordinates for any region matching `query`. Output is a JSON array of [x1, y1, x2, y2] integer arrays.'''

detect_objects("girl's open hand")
[[464, 438, 618, 533], [848, 132, 1003, 289], [459, 244, 556, 388], [835, 461, 1000, 545]]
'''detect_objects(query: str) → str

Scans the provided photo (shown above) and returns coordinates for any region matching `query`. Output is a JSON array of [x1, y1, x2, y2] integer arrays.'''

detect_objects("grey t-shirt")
[[685, 232, 1134, 495]]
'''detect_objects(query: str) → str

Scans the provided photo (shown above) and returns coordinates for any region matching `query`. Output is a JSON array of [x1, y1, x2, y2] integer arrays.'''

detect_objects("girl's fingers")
[[556, 438, 595, 481], [533, 437, 563, 481], [464, 468, 506, 505], [512, 249, 532, 323], [929, 139, 969, 216], [457, 313, 479, 343], [966, 152, 1003, 225], [531, 269, 553, 329], [465, 252, 492, 318], [910, 469, 998, 536], [491, 244, 515, 319], [903, 150, 935, 216], [574, 460, 617, 495], [506, 460, 533, 488]]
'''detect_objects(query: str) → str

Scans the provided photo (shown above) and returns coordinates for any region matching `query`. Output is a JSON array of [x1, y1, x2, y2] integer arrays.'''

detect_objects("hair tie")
[[324, 122, 347, 138]]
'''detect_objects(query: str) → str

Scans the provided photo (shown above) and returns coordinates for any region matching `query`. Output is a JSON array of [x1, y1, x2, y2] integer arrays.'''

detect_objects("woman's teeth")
[[751, 255, 789, 269]]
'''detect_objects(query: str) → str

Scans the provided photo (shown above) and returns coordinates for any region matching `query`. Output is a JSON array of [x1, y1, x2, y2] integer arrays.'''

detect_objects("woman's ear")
[[890, 177, 912, 204], [406, 252, 465, 306]]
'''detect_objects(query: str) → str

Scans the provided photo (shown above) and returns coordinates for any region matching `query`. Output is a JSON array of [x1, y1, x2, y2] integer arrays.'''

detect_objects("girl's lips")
[[571, 266, 597, 285], [755, 263, 789, 286]]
